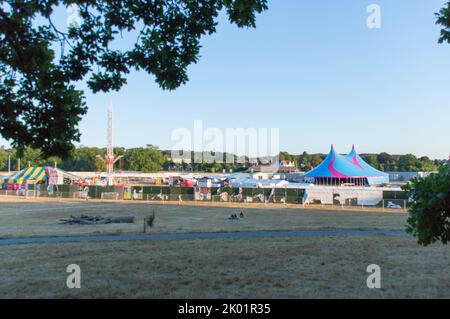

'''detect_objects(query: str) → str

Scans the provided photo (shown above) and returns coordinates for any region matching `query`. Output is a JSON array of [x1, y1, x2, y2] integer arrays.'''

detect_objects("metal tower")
[[102, 103, 123, 186]]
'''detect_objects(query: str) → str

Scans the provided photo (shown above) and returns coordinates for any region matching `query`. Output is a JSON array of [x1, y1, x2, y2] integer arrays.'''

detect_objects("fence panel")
[[0, 184, 408, 211]]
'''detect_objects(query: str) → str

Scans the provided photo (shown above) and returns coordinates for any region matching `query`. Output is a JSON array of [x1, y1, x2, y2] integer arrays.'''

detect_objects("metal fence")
[[0, 185, 409, 211]]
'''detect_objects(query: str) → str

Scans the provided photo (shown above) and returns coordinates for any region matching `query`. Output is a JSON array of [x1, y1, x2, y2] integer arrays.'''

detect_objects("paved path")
[[0, 229, 406, 246]]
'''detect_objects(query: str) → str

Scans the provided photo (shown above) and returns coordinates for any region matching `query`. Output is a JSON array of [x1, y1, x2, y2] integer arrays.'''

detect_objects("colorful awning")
[[1, 167, 48, 185]]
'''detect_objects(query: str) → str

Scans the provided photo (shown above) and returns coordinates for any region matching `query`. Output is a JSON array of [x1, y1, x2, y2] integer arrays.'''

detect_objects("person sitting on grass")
[[240, 211, 244, 219]]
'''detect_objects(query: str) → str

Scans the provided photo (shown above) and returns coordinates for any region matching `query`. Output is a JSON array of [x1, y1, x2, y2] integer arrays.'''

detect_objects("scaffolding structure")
[[100, 104, 123, 186]]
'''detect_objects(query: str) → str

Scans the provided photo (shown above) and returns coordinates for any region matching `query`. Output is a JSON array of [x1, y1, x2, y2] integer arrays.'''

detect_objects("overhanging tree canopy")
[[0, 0, 268, 158], [1, 1, 449, 158], [436, 1, 450, 43]]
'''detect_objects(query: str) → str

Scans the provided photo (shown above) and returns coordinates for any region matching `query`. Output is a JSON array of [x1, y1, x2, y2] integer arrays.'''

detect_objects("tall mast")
[[107, 103, 113, 160], [103, 103, 122, 186]]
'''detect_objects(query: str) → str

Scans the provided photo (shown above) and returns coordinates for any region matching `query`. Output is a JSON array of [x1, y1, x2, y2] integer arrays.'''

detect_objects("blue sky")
[[1, 0, 449, 159]]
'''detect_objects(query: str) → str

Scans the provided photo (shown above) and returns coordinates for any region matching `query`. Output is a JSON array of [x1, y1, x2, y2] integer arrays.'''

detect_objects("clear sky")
[[1, 0, 449, 159]]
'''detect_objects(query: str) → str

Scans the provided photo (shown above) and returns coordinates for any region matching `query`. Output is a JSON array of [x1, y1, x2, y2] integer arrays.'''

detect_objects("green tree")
[[181, 160, 190, 171], [125, 146, 165, 173], [377, 152, 394, 165], [362, 154, 379, 169], [94, 157, 106, 172], [41, 156, 62, 168], [21, 147, 43, 167], [0, 146, 9, 171], [0, 1, 268, 158], [162, 159, 176, 171], [299, 151, 311, 171], [404, 166, 450, 246], [398, 154, 420, 171], [437, 1, 450, 43], [210, 162, 222, 173], [59, 147, 105, 171], [223, 162, 234, 173], [279, 151, 293, 162], [418, 156, 438, 172], [310, 154, 324, 168]]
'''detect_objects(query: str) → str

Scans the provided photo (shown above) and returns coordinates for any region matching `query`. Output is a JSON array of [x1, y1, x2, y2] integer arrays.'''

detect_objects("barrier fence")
[[0, 185, 409, 211]]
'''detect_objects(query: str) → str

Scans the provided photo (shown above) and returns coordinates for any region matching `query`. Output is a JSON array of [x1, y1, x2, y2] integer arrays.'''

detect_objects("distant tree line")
[[0, 145, 165, 173], [0, 146, 445, 173]]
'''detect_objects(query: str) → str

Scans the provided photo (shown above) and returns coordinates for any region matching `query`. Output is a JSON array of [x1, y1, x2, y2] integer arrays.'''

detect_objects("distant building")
[[279, 160, 295, 167], [248, 160, 298, 174], [277, 160, 297, 173]]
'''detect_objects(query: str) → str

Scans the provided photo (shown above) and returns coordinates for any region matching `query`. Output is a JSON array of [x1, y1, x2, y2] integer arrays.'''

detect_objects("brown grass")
[[0, 236, 449, 299], [1, 200, 435, 299], [0, 201, 407, 238]]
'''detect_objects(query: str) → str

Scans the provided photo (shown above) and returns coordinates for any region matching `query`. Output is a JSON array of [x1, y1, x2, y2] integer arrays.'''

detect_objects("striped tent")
[[303, 145, 390, 186], [1, 167, 48, 185], [345, 145, 389, 186]]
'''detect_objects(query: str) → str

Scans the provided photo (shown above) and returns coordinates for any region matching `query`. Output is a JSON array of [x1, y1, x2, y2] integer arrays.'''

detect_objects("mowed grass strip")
[[0, 202, 408, 238]]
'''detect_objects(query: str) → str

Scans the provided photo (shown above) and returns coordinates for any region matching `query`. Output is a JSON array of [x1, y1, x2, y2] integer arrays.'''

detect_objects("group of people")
[[229, 211, 245, 221]]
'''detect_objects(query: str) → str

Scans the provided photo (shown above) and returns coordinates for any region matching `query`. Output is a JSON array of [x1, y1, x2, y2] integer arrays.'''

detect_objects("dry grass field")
[[1, 236, 450, 299], [1, 200, 448, 299], [0, 201, 408, 238]]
